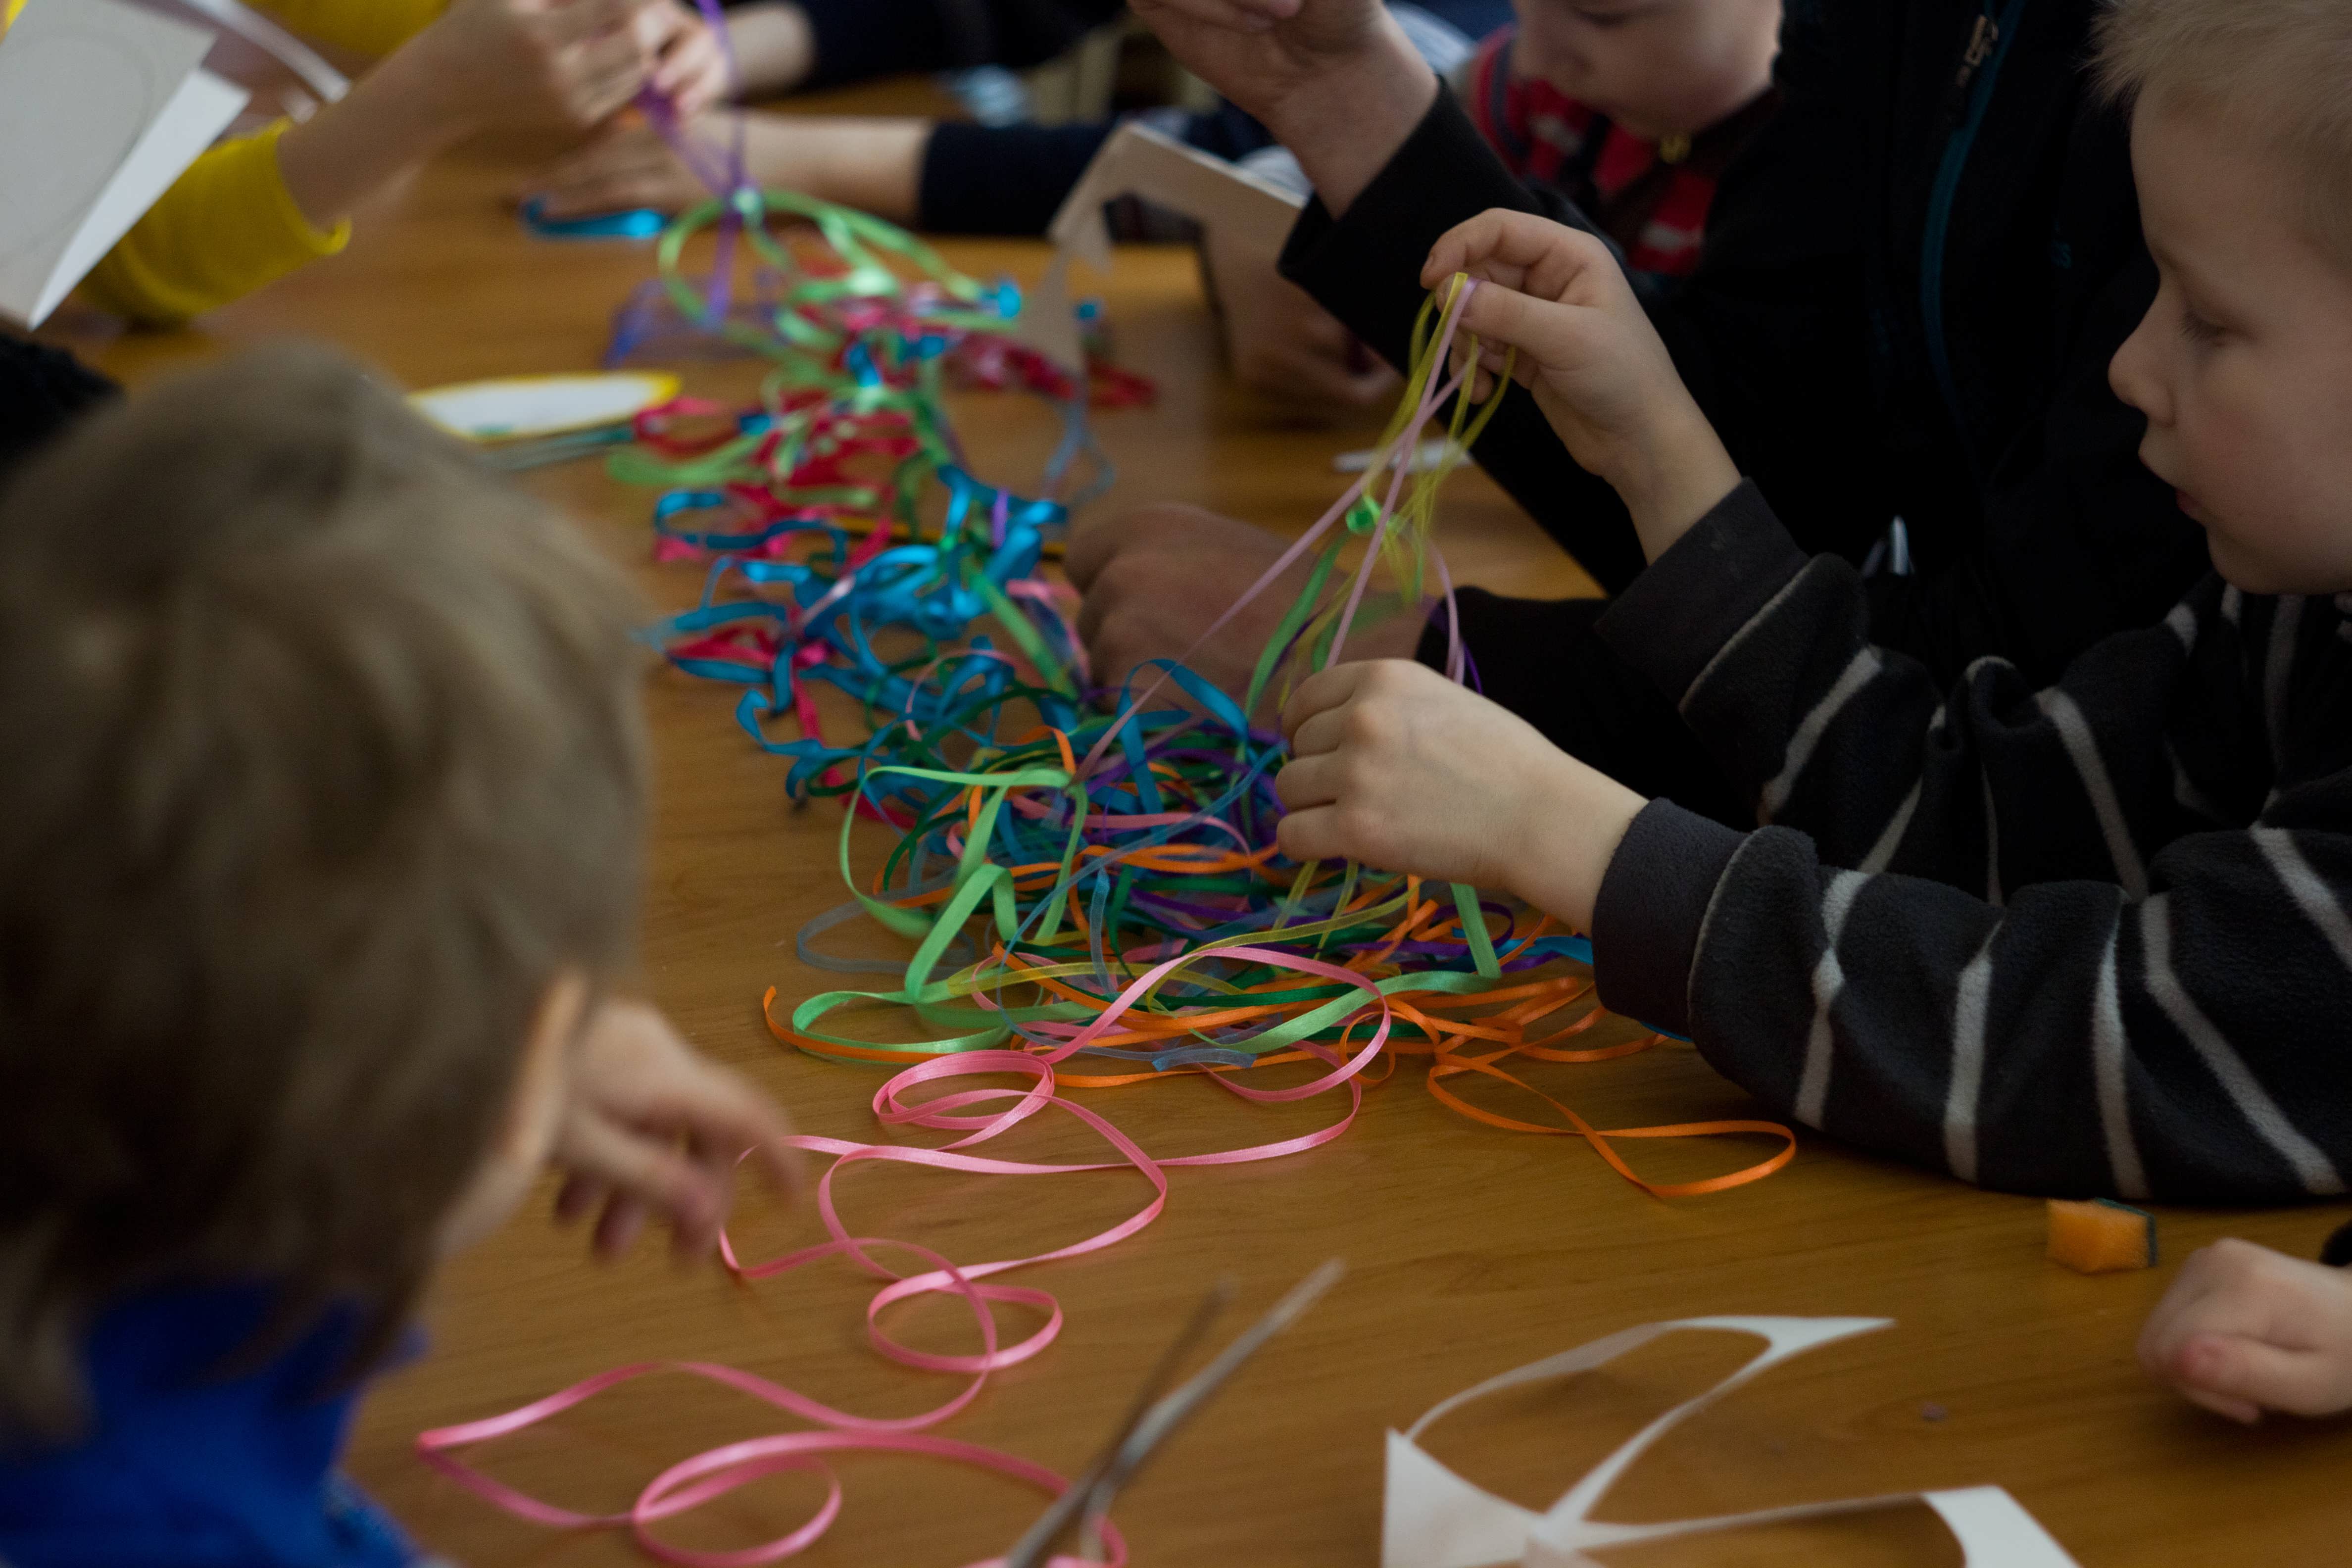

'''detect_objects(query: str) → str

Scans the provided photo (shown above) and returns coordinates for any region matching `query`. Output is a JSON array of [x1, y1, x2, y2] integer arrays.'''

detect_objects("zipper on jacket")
[[1942, 11, 2001, 129], [1921, 0, 2028, 476]]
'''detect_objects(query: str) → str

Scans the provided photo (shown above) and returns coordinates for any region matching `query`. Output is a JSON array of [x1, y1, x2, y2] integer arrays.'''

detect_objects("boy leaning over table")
[[1266, 0, 2352, 1424]]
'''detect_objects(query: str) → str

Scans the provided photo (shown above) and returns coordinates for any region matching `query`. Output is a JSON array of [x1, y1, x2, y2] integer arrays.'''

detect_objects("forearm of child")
[[737, 115, 928, 224], [274, 37, 484, 229], [724, 0, 816, 95]]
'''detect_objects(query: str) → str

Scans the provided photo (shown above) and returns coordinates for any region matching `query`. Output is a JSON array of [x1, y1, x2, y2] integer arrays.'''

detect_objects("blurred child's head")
[[2101, 0, 2352, 594], [0, 345, 650, 1437], [1508, 0, 1781, 143]]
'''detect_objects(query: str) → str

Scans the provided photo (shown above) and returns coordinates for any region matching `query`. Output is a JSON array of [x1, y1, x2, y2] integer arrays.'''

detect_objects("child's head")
[[1507, 0, 1781, 143], [2101, 0, 2352, 594], [0, 345, 650, 1437]]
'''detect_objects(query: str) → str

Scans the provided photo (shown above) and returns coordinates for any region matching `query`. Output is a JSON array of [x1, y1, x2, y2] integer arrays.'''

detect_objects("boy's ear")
[[501, 971, 589, 1166], [437, 971, 589, 1256]]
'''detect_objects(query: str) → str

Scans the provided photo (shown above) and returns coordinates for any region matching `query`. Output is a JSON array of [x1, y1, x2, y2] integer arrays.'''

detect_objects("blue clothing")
[[0, 1285, 418, 1568]]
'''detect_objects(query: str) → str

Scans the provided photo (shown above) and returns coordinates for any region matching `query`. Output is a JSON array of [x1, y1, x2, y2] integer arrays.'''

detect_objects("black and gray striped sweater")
[[1590, 482, 2352, 1203]]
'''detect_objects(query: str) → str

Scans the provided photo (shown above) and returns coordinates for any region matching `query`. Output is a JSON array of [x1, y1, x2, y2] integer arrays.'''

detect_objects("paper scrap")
[[408, 371, 681, 443], [1383, 1316, 2080, 1568], [1010, 120, 1306, 372], [0, 0, 249, 327]]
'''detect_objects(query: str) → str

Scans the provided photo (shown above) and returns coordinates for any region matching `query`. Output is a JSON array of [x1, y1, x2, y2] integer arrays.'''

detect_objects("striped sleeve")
[[1586, 483, 2352, 1200]]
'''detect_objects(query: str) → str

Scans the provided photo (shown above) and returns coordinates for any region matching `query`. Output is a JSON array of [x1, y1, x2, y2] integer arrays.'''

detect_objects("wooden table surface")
[[45, 103, 2352, 1568]]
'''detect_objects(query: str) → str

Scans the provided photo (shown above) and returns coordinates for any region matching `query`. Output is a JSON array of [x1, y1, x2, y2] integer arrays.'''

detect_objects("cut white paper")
[[0, 0, 248, 327], [408, 371, 682, 442], [1383, 1316, 2081, 1568], [1010, 120, 1306, 372]]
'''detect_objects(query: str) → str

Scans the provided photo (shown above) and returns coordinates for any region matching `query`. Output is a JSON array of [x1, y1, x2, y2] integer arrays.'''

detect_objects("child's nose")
[[2109, 308, 2170, 427]]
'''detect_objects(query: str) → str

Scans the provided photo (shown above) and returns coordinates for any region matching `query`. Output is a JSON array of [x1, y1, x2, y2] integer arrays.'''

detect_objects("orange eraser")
[[2046, 1197, 2158, 1273]]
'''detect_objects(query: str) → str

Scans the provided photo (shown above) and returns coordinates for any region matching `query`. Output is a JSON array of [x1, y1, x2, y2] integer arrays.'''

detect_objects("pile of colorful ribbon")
[[423, 196, 1795, 1561]]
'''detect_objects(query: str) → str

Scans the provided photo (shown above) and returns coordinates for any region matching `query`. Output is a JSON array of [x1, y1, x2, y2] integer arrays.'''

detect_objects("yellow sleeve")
[[245, 0, 449, 59], [75, 122, 349, 327], [5, 0, 446, 53]]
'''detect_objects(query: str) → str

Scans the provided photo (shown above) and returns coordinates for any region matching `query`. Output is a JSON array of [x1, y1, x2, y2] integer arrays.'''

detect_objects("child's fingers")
[[554, 1172, 604, 1224], [1423, 209, 1606, 295], [1275, 803, 1347, 865], [1279, 660, 1372, 742], [1284, 702, 1355, 761], [563, 1111, 723, 1239], [1452, 279, 1579, 361], [2176, 1381, 2265, 1425], [1274, 753, 1344, 810], [2173, 1330, 2336, 1417], [594, 1192, 651, 1259]]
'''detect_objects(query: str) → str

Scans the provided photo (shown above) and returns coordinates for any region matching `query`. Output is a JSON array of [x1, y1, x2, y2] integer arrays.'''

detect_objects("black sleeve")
[[792, 0, 1124, 87], [919, 122, 1116, 235], [1588, 483, 2352, 1204]]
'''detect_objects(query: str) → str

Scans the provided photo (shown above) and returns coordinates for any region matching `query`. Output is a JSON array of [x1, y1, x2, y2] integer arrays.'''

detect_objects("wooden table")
[[46, 111, 2352, 1568]]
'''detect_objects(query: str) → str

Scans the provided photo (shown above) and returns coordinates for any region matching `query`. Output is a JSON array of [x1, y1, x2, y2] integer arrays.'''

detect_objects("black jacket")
[[772, 0, 1125, 88], [1593, 482, 2352, 1203], [1281, 0, 2207, 777]]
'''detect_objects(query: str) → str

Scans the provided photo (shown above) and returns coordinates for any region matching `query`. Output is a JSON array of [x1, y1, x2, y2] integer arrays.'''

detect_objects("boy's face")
[[2110, 96, 2352, 595], [1509, 0, 1780, 143]]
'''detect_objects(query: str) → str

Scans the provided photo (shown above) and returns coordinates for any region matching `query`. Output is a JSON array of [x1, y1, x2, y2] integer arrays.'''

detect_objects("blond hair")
[[2096, 0, 2352, 270], [0, 344, 650, 1436]]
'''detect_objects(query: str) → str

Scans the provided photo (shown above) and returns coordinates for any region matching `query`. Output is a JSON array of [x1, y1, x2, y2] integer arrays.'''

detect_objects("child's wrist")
[[1615, 400, 1741, 563], [1257, 31, 1436, 216], [1502, 755, 1645, 934]]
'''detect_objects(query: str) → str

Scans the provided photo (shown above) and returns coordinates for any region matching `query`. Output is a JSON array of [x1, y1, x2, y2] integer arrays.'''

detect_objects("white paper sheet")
[[0, 0, 247, 327], [1010, 120, 1307, 372], [1383, 1316, 2081, 1568]]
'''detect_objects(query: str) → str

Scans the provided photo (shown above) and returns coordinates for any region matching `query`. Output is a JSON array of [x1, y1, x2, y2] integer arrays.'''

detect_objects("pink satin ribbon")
[[419, 943, 1394, 1561]]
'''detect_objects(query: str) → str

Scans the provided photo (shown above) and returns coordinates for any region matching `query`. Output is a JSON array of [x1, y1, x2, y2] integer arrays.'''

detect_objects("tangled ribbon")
[[427, 187, 1793, 1557]]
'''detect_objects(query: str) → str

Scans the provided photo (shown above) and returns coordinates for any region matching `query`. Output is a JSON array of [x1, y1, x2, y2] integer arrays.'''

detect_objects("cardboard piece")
[[1010, 120, 1306, 372], [1382, 1316, 2081, 1568], [0, 0, 247, 327]]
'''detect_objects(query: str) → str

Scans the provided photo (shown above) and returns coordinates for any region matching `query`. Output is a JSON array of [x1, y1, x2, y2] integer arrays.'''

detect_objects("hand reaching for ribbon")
[[1274, 658, 1646, 933], [1422, 210, 1742, 563], [1066, 502, 1422, 717], [553, 998, 804, 1262]]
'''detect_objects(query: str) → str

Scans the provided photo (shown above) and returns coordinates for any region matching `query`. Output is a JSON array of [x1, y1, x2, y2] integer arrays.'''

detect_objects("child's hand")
[[418, 0, 669, 133], [643, 1, 734, 116], [525, 117, 710, 218], [552, 999, 803, 1262], [1206, 223, 1399, 414], [1421, 210, 1740, 560], [1274, 659, 1646, 931], [2139, 1237, 2352, 1422]]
